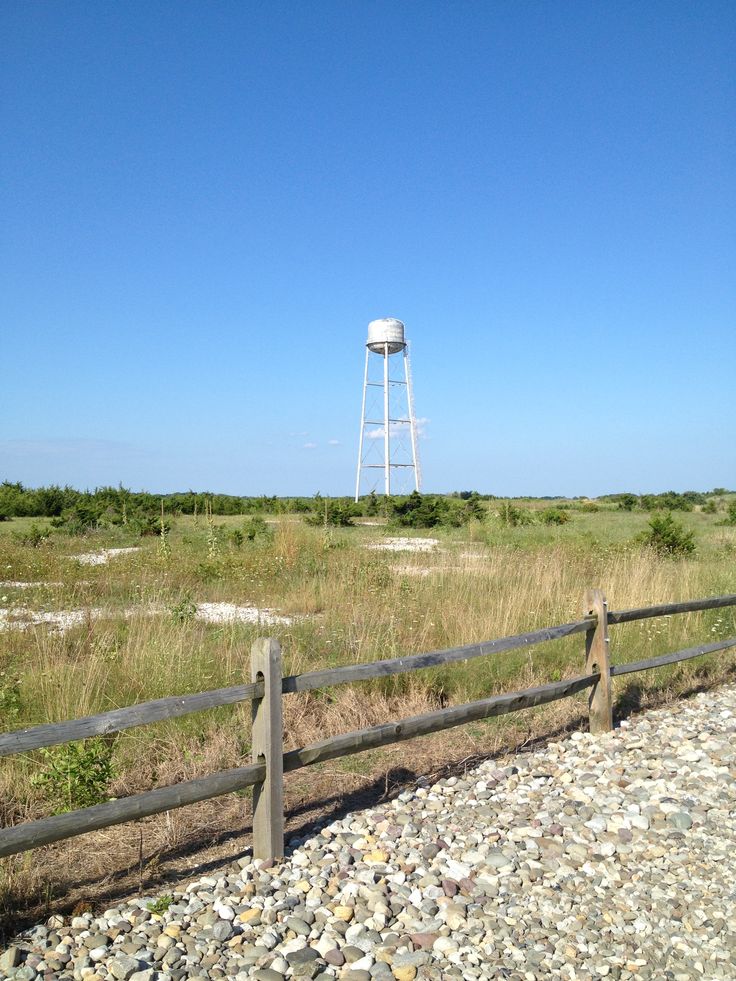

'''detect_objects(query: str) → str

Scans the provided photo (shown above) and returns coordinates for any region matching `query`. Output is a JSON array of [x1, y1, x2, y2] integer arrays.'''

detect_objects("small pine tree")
[[638, 512, 695, 556]]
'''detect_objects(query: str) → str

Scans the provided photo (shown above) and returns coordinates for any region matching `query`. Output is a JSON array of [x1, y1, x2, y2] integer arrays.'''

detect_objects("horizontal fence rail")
[[607, 594, 736, 624], [0, 682, 265, 758], [284, 618, 594, 694], [0, 762, 266, 859], [0, 618, 595, 759], [609, 636, 736, 677], [1, 591, 735, 862], [282, 673, 598, 771]]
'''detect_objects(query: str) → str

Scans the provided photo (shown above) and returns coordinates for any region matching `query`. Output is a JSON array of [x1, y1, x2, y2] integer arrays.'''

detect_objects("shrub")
[[701, 500, 718, 514], [541, 508, 570, 525], [227, 528, 245, 547], [52, 502, 101, 534], [147, 895, 174, 915], [724, 501, 736, 526], [305, 501, 357, 527], [638, 513, 695, 557], [463, 492, 485, 522], [12, 523, 51, 547], [171, 594, 197, 623], [129, 512, 172, 537], [616, 494, 638, 511], [0, 672, 21, 724], [392, 492, 445, 529], [32, 739, 115, 813], [497, 503, 533, 527], [243, 516, 275, 541]]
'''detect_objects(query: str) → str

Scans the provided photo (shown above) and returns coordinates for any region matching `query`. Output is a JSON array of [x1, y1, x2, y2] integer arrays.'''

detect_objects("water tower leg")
[[404, 346, 420, 492], [355, 347, 369, 503], [383, 342, 390, 496]]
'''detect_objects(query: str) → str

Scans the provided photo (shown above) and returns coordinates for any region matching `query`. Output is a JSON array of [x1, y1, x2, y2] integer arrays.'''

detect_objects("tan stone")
[[237, 908, 261, 924]]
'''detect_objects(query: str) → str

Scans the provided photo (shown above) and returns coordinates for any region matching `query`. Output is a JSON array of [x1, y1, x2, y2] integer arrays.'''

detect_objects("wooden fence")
[[1, 590, 735, 864]]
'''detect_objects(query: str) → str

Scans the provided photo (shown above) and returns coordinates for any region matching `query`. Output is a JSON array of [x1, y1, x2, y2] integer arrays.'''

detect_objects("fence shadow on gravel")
[[1, 590, 735, 867]]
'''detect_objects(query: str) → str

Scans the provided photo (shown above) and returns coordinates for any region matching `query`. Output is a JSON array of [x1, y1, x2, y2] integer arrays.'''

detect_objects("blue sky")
[[2, 1, 734, 496]]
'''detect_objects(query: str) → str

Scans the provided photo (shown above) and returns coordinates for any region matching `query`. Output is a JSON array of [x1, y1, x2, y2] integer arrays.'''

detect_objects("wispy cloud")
[[303, 442, 317, 449], [366, 418, 429, 440], [328, 439, 340, 446]]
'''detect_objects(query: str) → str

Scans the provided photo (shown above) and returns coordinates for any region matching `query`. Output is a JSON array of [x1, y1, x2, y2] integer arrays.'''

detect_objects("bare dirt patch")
[[72, 548, 141, 566], [366, 536, 440, 553]]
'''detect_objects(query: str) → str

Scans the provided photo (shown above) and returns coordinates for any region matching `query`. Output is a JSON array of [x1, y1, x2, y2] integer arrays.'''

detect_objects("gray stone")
[[286, 946, 321, 964], [211, 920, 234, 941], [0, 947, 22, 972], [109, 954, 146, 980], [667, 811, 693, 830]]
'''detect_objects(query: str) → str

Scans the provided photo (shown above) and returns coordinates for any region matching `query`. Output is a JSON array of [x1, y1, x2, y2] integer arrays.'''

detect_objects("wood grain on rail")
[[610, 636, 736, 676]]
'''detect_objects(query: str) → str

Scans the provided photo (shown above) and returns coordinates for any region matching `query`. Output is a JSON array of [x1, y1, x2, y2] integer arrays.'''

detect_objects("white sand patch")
[[0, 607, 102, 633], [73, 547, 141, 566], [194, 602, 294, 626], [367, 537, 440, 553], [0, 600, 296, 634], [390, 565, 431, 577]]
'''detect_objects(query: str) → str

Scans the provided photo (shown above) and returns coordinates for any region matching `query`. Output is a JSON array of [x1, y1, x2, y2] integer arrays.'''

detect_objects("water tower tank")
[[367, 318, 406, 355]]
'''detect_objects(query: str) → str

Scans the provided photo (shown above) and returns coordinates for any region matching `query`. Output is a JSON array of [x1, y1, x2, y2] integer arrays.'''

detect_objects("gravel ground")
[[3, 685, 735, 981]]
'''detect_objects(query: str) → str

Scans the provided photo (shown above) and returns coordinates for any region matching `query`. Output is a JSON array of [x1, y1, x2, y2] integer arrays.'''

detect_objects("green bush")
[[11, 523, 51, 547], [305, 502, 357, 528], [129, 512, 171, 537], [392, 491, 445, 529], [243, 516, 275, 541], [147, 895, 174, 915], [541, 508, 570, 525], [638, 513, 695, 557], [617, 494, 638, 510], [497, 503, 533, 527], [51, 501, 102, 534], [227, 528, 245, 547], [725, 501, 736, 525], [171, 594, 197, 623], [32, 739, 115, 813], [463, 492, 485, 522]]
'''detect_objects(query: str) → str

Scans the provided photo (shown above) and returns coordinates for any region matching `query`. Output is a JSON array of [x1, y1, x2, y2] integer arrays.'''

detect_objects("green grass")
[[0, 499, 735, 924], [0, 504, 735, 813]]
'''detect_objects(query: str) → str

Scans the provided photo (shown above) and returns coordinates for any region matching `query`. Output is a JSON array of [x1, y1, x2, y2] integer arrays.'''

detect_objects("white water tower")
[[355, 318, 421, 501]]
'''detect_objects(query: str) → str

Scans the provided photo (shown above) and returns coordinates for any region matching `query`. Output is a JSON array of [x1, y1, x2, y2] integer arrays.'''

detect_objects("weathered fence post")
[[251, 637, 284, 863], [584, 589, 613, 733]]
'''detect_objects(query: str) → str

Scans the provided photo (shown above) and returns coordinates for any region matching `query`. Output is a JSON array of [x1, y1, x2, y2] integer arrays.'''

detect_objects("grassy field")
[[1, 499, 735, 931]]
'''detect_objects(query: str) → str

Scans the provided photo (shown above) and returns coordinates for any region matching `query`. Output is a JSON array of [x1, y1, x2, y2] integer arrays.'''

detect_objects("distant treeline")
[[0, 481, 731, 525], [599, 490, 732, 512], [0, 483, 487, 532]]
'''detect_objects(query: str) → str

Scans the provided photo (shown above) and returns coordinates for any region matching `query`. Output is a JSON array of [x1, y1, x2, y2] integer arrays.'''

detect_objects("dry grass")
[[0, 506, 735, 934]]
